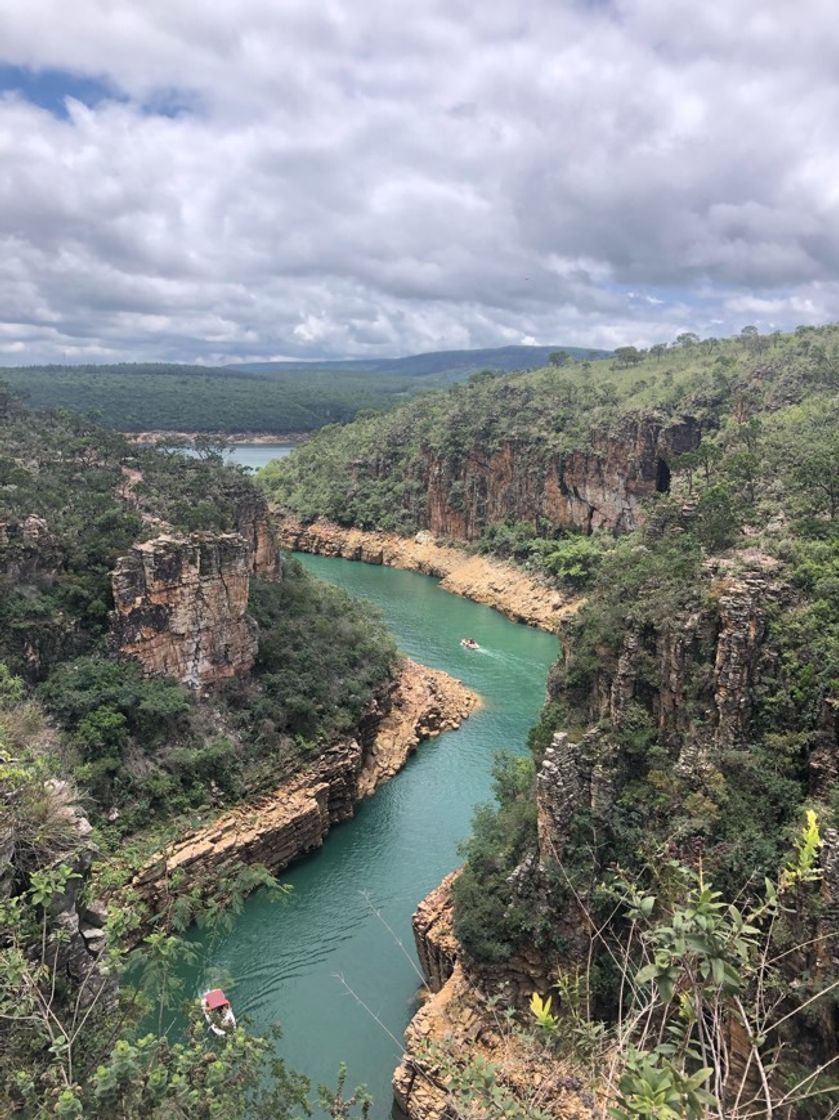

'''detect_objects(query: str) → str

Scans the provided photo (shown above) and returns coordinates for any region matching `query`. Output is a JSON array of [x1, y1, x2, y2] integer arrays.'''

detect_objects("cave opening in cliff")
[[655, 458, 671, 493]]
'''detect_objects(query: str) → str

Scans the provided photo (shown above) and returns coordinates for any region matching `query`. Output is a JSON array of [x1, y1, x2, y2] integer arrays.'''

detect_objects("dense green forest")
[[0, 345, 607, 434], [2, 324, 836, 1117], [0, 390, 397, 828]]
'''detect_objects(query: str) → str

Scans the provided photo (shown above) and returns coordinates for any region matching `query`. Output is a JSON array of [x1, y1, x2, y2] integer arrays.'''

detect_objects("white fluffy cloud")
[[0, 0, 837, 362]]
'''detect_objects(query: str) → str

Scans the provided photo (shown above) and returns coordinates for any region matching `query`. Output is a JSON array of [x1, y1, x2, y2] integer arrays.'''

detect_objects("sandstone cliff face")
[[233, 489, 282, 579], [357, 662, 479, 798], [417, 415, 700, 540], [394, 877, 595, 1120], [275, 514, 578, 632], [133, 739, 364, 909], [134, 660, 478, 907], [109, 532, 258, 688], [555, 558, 778, 764]]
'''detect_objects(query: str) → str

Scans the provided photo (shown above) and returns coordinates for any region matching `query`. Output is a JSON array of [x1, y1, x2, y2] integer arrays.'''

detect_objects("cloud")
[[0, 0, 837, 362]]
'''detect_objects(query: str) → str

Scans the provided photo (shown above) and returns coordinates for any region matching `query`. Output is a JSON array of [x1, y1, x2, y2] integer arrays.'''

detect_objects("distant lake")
[[225, 443, 297, 471]]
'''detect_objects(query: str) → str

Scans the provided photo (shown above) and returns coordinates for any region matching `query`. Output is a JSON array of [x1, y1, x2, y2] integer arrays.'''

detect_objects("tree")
[[674, 332, 699, 348], [614, 346, 643, 368], [548, 351, 571, 368]]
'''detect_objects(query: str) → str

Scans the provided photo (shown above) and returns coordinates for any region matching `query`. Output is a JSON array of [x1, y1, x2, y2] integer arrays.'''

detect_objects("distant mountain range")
[[230, 344, 610, 379]]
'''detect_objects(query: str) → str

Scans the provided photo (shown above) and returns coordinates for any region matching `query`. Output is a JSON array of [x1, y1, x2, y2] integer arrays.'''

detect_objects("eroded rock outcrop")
[[422, 415, 700, 540], [394, 877, 595, 1120], [109, 532, 258, 688], [233, 488, 282, 579], [712, 570, 768, 750], [276, 515, 578, 632], [134, 660, 478, 905], [358, 661, 479, 797]]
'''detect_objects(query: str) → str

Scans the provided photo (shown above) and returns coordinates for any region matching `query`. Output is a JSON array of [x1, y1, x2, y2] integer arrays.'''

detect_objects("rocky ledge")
[[275, 514, 578, 633], [358, 660, 479, 798], [394, 876, 594, 1120], [133, 659, 478, 906]]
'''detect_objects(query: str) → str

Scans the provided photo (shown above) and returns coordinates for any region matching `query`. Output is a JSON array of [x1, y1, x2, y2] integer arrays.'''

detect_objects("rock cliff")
[[421, 415, 700, 539], [133, 660, 478, 906], [231, 487, 283, 579], [109, 532, 259, 688], [394, 877, 594, 1120], [357, 661, 479, 798], [275, 514, 578, 632]]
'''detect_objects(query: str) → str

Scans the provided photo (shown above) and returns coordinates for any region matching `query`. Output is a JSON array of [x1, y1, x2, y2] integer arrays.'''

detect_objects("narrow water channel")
[[179, 554, 559, 1115]]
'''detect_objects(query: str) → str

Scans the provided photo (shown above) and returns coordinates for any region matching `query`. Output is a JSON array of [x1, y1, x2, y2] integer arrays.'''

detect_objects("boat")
[[201, 988, 236, 1036], [460, 638, 480, 650]]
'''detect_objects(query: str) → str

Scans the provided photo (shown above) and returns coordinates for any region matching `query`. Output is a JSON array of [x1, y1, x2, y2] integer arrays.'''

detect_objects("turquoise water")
[[227, 443, 296, 470], [180, 555, 558, 1115]]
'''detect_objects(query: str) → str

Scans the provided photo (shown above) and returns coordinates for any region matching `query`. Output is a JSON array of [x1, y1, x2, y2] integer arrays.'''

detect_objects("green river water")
[[179, 554, 559, 1115]]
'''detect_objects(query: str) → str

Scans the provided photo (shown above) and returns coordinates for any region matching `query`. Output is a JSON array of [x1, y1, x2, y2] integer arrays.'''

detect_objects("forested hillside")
[[0, 362, 415, 433], [0, 345, 607, 434], [237, 343, 608, 377], [0, 389, 396, 828], [264, 326, 838, 575]]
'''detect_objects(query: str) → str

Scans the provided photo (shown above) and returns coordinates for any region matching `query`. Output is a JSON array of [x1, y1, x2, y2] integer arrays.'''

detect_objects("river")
[[227, 442, 296, 470], [177, 549, 558, 1115]]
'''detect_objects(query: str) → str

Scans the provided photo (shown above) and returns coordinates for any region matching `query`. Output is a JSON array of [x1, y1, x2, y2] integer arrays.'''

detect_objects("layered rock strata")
[[231, 487, 282, 578], [358, 662, 479, 798], [420, 416, 700, 539], [275, 515, 577, 632], [394, 877, 594, 1120], [133, 660, 478, 905], [109, 532, 258, 688]]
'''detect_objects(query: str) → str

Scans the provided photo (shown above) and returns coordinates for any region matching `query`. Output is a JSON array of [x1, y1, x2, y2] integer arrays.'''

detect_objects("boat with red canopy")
[[201, 988, 236, 1036]]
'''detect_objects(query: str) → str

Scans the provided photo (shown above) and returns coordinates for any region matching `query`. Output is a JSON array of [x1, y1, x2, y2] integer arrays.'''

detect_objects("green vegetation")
[[452, 333, 838, 940], [0, 396, 398, 1116], [0, 395, 397, 835], [0, 345, 607, 435], [431, 821, 834, 1119], [0, 744, 371, 1119], [262, 324, 839, 586], [405, 326, 839, 1108], [0, 399, 274, 675]]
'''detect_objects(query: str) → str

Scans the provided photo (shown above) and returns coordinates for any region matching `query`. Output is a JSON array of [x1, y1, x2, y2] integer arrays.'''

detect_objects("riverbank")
[[275, 514, 579, 633], [123, 430, 310, 444], [132, 658, 478, 907]]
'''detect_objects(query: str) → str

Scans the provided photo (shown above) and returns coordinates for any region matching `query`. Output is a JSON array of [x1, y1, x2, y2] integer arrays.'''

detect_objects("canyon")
[[132, 658, 478, 907], [394, 876, 594, 1120], [275, 514, 578, 632]]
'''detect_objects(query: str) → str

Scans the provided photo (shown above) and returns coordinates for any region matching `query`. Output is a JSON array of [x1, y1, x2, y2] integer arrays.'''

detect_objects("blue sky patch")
[[0, 64, 124, 117], [0, 64, 195, 119]]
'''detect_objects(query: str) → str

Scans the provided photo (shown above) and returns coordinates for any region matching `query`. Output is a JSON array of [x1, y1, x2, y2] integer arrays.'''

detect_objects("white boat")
[[460, 638, 480, 650], [201, 988, 236, 1036]]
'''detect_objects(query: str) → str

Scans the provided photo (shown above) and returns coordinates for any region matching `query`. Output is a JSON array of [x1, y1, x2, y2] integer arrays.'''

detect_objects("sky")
[[0, 0, 837, 365]]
